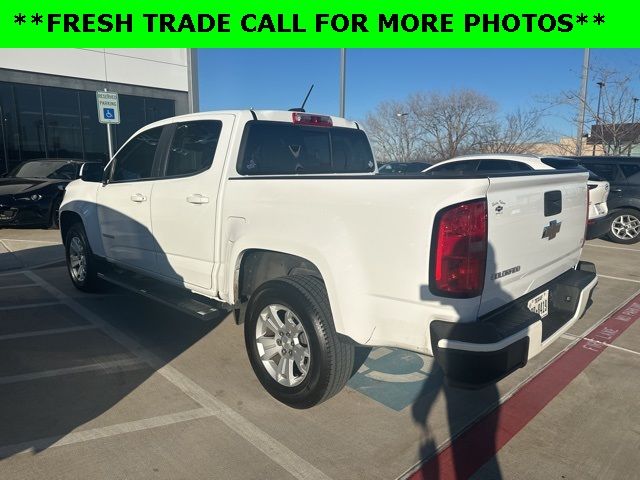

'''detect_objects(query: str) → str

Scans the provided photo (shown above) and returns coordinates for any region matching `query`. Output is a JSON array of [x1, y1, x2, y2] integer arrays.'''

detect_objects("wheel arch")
[[235, 249, 324, 307], [60, 210, 83, 244]]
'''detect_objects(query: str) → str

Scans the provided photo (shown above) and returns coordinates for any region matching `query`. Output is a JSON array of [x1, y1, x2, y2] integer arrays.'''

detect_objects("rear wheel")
[[608, 209, 640, 244], [244, 275, 354, 409], [65, 222, 101, 292]]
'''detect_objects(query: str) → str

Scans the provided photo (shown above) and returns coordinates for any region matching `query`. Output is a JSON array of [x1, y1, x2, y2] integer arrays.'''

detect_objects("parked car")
[[0, 159, 102, 228], [423, 154, 610, 240], [378, 161, 431, 174], [60, 111, 597, 408], [565, 156, 640, 244]]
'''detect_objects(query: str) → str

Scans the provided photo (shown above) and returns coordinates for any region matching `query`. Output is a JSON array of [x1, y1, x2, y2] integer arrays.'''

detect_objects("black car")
[[0, 159, 101, 228], [377, 162, 431, 174], [569, 156, 640, 244]]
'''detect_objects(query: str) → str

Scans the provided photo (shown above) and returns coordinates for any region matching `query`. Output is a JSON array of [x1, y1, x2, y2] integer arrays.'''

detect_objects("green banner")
[[1, 1, 635, 47]]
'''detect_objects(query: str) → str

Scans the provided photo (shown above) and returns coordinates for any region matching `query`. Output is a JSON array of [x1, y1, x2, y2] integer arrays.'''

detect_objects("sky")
[[198, 49, 640, 139]]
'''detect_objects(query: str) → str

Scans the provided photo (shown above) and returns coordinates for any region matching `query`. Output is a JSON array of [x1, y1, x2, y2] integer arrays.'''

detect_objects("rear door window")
[[582, 163, 620, 183], [238, 121, 375, 175], [164, 121, 222, 177], [620, 164, 640, 185]]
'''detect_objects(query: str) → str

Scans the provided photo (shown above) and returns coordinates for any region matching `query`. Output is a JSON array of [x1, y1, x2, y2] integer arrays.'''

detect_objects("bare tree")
[[364, 89, 550, 162], [549, 67, 640, 155], [474, 108, 550, 154], [409, 90, 497, 161], [363, 100, 427, 163]]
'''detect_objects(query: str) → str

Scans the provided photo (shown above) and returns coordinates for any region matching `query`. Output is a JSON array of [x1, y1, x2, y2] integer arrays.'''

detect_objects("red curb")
[[409, 292, 640, 480]]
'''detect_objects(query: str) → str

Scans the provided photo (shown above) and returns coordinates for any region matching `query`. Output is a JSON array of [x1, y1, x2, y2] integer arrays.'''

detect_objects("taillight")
[[430, 199, 487, 298], [291, 112, 333, 127]]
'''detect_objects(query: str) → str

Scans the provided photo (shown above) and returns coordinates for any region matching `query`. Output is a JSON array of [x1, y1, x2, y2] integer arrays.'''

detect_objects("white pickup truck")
[[60, 110, 598, 408]]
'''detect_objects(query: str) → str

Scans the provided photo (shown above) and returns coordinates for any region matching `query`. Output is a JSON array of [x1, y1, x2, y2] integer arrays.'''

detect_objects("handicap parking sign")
[[96, 91, 120, 124]]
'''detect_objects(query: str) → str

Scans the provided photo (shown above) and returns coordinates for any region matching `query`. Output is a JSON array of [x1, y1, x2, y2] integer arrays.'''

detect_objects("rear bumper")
[[586, 214, 611, 240], [430, 261, 598, 388]]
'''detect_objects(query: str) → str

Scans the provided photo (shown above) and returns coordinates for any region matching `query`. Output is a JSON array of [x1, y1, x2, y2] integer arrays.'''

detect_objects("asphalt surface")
[[0, 230, 638, 479]]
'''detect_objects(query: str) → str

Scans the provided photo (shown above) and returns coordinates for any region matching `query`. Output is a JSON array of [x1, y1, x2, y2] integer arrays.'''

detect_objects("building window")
[[14, 84, 47, 162], [79, 90, 108, 163], [42, 86, 83, 159], [0, 81, 175, 173], [0, 83, 21, 173]]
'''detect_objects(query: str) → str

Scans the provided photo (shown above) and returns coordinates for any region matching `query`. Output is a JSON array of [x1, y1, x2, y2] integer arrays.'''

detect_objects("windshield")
[[10, 160, 78, 180]]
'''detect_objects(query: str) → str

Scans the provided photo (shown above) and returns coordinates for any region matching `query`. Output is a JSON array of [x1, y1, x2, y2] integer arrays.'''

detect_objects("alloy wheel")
[[255, 304, 311, 387]]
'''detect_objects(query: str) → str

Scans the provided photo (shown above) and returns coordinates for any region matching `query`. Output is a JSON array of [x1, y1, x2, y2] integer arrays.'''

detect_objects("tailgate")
[[480, 171, 589, 316]]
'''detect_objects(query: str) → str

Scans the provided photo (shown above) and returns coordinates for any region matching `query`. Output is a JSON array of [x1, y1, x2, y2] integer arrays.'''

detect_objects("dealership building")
[[0, 49, 198, 174]]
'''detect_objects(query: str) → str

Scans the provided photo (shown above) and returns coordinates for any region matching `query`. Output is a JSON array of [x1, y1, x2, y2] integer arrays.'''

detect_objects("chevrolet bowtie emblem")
[[542, 220, 562, 240]]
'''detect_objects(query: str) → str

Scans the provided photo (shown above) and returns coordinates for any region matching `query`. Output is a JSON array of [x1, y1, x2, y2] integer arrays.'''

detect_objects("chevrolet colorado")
[[60, 110, 597, 408]]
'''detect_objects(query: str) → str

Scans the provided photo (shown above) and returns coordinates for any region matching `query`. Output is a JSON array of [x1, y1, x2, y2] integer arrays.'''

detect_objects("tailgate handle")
[[544, 191, 562, 217]]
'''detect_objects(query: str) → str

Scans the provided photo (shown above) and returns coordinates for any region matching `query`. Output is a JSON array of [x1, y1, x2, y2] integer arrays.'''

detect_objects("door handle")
[[187, 194, 209, 204], [130, 193, 147, 202], [610, 188, 622, 193]]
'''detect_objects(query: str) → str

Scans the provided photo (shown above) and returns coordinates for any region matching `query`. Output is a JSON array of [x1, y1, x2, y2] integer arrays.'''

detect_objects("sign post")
[[96, 90, 120, 161]]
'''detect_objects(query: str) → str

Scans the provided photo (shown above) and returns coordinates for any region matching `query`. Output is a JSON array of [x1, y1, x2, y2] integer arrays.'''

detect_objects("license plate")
[[527, 290, 549, 319]]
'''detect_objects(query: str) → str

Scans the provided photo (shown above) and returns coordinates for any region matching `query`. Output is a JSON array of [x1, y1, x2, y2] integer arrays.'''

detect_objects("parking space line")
[[24, 270, 333, 480], [0, 301, 61, 311], [0, 407, 213, 459], [598, 274, 640, 284], [405, 288, 640, 480], [585, 243, 640, 253], [563, 332, 640, 356], [0, 238, 60, 245], [0, 284, 37, 291], [0, 357, 145, 385], [0, 325, 97, 341]]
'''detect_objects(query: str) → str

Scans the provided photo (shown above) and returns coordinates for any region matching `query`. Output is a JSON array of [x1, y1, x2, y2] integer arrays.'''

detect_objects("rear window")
[[238, 121, 375, 175]]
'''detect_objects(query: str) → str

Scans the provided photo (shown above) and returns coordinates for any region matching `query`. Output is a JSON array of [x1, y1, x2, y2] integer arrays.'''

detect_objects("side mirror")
[[80, 163, 104, 183]]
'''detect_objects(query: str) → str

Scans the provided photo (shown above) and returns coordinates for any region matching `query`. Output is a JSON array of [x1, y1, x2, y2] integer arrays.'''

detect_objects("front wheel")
[[244, 276, 354, 409], [608, 209, 640, 244], [65, 222, 101, 292]]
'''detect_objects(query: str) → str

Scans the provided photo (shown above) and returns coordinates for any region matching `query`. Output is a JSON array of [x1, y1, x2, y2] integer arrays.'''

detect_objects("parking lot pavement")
[[0, 228, 64, 271], [0, 232, 638, 480]]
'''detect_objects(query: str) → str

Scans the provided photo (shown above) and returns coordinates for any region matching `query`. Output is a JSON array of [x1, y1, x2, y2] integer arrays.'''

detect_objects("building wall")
[[0, 49, 197, 173], [0, 49, 190, 92]]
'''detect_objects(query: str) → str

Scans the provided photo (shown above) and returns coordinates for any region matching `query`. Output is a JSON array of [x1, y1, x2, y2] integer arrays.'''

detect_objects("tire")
[[607, 209, 640, 244], [244, 275, 355, 409], [64, 222, 101, 292]]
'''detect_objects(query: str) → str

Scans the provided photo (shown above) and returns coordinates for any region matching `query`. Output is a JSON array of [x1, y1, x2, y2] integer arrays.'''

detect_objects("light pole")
[[629, 97, 639, 156], [576, 48, 590, 156], [593, 81, 605, 156], [396, 112, 408, 163], [339, 49, 346, 118]]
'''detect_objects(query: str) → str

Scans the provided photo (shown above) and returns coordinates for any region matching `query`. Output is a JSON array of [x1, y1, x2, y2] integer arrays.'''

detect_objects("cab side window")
[[477, 160, 532, 172], [112, 127, 163, 182], [165, 121, 222, 177], [620, 164, 640, 186], [583, 163, 620, 183], [427, 160, 479, 175]]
